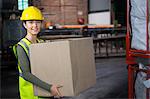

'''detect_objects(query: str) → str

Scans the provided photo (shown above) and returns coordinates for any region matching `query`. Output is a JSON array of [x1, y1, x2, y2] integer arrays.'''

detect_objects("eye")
[[36, 21, 41, 24], [27, 21, 33, 24]]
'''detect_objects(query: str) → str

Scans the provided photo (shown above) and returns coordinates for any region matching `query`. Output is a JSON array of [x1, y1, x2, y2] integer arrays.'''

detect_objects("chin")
[[33, 33, 39, 35], [33, 31, 39, 34]]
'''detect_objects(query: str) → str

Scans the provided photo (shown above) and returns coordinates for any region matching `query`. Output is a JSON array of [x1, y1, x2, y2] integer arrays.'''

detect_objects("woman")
[[13, 6, 62, 99]]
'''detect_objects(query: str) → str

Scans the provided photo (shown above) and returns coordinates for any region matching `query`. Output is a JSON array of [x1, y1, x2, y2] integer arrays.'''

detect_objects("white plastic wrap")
[[130, 0, 149, 50]]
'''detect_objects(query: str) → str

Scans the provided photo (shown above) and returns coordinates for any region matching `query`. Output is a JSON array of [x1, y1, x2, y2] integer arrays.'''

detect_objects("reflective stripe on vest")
[[18, 38, 31, 74]]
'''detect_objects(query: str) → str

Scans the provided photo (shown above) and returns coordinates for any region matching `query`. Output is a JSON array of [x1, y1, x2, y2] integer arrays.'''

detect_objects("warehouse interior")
[[0, 0, 129, 99]]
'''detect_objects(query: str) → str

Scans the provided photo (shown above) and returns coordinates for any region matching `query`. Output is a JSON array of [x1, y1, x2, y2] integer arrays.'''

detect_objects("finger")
[[54, 96, 63, 99], [57, 85, 63, 88], [54, 96, 60, 99], [56, 85, 63, 96], [55, 87, 62, 97]]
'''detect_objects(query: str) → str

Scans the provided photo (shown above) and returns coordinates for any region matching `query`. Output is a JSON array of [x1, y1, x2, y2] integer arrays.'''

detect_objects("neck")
[[25, 32, 37, 43]]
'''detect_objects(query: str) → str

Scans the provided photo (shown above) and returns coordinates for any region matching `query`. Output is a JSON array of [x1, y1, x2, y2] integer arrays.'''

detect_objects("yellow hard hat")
[[20, 6, 44, 20]]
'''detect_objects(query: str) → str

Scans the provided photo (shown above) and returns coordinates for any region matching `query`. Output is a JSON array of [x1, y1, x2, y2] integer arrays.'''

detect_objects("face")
[[23, 20, 42, 35]]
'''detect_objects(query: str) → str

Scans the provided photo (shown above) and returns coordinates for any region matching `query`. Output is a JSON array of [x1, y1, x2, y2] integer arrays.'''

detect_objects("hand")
[[50, 84, 63, 97]]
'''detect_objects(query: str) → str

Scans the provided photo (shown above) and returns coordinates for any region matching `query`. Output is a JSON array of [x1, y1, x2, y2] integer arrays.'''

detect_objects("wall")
[[32, 0, 88, 25]]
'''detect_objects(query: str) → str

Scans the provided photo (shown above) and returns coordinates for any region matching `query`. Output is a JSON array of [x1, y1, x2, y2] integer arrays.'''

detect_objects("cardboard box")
[[30, 37, 96, 96]]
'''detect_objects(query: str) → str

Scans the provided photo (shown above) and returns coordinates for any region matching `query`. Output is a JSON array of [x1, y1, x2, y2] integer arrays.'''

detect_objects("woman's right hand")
[[50, 84, 62, 97]]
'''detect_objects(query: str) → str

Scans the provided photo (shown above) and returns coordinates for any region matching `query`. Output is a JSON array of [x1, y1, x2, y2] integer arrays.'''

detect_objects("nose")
[[33, 21, 38, 27]]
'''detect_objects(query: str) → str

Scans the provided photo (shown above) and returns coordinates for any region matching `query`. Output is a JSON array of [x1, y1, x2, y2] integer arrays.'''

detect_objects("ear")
[[23, 22, 27, 29]]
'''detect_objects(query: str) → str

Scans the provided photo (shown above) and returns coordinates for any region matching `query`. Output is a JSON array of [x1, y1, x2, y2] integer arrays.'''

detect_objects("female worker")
[[13, 6, 62, 99]]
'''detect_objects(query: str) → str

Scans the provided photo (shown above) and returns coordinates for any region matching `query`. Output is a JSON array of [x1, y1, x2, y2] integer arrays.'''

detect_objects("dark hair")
[[22, 20, 42, 23], [23, 21, 26, 24]]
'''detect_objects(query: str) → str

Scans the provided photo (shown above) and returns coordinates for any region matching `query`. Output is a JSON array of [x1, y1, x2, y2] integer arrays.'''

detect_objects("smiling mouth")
[[32, 29, 39, 31], [33, 29, 38, 31]]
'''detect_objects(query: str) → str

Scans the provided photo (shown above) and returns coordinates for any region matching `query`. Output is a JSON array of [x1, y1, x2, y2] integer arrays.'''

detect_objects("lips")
[[32, 28, 39, 32]]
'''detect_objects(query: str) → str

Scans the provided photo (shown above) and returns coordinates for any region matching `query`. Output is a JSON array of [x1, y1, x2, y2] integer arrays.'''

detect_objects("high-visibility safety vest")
[[13, 38, 44, 99]]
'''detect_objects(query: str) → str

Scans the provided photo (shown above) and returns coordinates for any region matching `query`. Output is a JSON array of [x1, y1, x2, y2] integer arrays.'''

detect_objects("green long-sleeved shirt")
[[17, 44, 52, 92]]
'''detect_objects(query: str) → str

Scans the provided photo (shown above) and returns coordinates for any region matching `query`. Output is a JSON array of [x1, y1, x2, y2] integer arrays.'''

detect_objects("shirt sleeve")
[[17, 45, 52, 92]]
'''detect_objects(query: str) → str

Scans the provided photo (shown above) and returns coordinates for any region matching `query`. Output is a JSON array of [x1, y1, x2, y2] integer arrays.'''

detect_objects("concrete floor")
[[1, 57, 128, 99]]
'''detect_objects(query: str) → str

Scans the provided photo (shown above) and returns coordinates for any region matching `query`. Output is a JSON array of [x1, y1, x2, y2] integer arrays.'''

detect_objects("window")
[[18, 0, 28, 10], [89, 0, 110, 13]]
